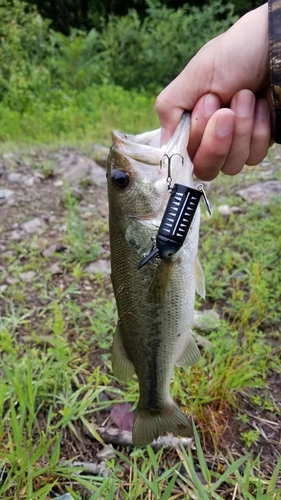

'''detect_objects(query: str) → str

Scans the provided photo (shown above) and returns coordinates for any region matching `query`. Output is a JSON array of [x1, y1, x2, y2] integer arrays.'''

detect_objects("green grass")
[[0, 84, 158, 150], [0, 93, 281, 498]]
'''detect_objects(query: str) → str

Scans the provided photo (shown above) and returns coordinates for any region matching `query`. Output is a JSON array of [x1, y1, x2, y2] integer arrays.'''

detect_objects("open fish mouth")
[[110, 113, 192, 186]]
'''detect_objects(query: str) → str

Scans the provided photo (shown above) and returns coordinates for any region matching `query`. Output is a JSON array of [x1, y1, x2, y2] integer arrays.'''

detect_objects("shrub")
[[0, 0, 51, 109], [98, 1, 237, 91]]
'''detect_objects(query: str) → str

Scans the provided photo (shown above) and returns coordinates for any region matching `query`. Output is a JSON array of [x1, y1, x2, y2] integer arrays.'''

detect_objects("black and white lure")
[[138, 153, 211, 269]]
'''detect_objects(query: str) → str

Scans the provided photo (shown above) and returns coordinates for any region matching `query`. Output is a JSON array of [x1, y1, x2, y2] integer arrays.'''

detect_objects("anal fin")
[[175, 333, 201, 367], [112, 322, 135, 381]]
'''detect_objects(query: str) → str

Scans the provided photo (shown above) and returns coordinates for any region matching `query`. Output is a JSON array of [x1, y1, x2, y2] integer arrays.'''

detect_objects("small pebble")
[[19, 271, 36, 282], [97, 444, 116, 460]]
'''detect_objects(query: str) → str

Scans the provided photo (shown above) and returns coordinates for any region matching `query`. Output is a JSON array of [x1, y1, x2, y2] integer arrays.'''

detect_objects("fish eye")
[[111, 170, 131, 190]]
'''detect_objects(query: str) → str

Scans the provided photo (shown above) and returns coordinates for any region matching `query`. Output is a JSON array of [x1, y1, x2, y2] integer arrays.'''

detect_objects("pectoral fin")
[[112, 322, 135, 381], [148, 259, 175, 303], [175, 333, 201, 367], [194, 257, 205, 299]]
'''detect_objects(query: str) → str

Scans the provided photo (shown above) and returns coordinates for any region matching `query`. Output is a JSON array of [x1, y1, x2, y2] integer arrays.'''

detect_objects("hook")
[[160, 153, 184, 190]]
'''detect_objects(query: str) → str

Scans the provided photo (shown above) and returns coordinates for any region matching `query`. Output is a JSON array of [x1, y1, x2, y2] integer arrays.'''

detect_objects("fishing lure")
[[138, 154, 211, 269]]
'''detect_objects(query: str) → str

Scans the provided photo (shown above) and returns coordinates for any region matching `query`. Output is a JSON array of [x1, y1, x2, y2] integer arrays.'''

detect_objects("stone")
[[87, 162, 107, 185], [42, 244, 57, 257], [6, 277, 18, 285], [218, 205, 243, 216], [0, 188, 14, 202], [84, 259, 110, 275], [21, 217, 47, 234], [10, 229, 24, 240], [193, 309, 220, 333], [24, 176, 36, 187], [237, 181, 281, 204], [57, 156, 90, 184], [96, 444, 116, 460], [19, 271, 36, 282], [49, 262, 63, 275], [7, 172, 24, 183], [218, 205, 232, 217]]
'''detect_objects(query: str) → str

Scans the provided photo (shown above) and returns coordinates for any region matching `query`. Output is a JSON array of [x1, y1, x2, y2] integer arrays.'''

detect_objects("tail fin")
[[132, 402, 193, 446]]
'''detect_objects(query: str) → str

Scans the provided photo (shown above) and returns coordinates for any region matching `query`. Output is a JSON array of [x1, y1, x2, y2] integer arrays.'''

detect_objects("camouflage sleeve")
[[269, 0, 281, 143]]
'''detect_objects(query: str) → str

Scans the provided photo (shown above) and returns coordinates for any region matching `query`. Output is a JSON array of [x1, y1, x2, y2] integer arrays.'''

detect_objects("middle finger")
[[221, 90, 255, 175]]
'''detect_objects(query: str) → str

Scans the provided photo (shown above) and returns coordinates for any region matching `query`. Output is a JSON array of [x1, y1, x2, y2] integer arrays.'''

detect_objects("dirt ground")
[[0, 144, 280, 494]]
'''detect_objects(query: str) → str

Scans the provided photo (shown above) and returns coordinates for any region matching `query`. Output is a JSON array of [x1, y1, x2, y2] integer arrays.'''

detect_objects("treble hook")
[[160, 153, 184, 190]]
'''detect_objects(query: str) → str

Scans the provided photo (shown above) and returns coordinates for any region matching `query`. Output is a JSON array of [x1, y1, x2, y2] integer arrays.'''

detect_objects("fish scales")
[[107, 113, 205, 446]]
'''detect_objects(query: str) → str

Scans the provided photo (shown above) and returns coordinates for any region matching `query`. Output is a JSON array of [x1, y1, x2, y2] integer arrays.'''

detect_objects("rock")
[[24, 176, 37, 187], [49, 262, 63, 275], [53, 179, 63, 187], [7, 172, 24, 183], [6, 277, 18, 285], [218, 205, 243, 216], [42, 244, 57, 257], [66, 460, 110, 478], [87, 162, 107, 185], [218, 205, 232, 216], [237, 181, 281, 204], [0, 188, 14, 204], [110, 403, 134, 432], [193, 309, 220, 333], [57, 156, 89, 184], [84, 259, 110, 275], [96, 444, 116, 460], [21, 217, 47, 234], [10, 229, 24, 240], [19, 271, 36, 282], [56, 153, 106, 186]]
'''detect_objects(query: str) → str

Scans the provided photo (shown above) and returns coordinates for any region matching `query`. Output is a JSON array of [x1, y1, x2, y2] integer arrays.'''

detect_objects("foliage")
[[0, 0, 237, 112], [0, 84, 158, 146], [94, 1, 236, 91], [28, 0, 264, 33], [0, 0, 51, 107]]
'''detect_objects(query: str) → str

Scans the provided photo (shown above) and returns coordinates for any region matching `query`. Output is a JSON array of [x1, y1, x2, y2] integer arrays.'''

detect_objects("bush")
[[98, 1, 237, 91], [0, 0, 237, 112], [0, 0, 51, 109]]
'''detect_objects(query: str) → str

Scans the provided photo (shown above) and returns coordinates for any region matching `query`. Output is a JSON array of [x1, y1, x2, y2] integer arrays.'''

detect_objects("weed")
[[59, 186, 100, 266], [241, 430, 261, 448]]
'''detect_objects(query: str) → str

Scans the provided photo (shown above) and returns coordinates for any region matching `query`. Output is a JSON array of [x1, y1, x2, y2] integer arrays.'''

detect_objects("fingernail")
[[203, 93, 220, 116], [216, 114, 234, 137], [255, 99, 268, 120], [234, 90, 254, 117]]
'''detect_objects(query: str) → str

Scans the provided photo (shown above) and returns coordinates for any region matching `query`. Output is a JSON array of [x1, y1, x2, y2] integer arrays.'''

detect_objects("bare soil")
[[0, 145, 280, 496]]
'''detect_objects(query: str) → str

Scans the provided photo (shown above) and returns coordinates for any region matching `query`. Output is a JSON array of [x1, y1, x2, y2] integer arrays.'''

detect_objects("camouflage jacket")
[[269, 0, 281, 143]]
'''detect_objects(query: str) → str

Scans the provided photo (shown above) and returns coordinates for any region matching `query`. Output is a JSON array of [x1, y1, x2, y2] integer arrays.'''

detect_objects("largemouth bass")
[[107, 113, 205, 446]]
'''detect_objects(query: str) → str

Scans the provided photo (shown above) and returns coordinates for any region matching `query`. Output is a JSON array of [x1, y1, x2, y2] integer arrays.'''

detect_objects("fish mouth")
[[111, 128, 164, 167], [111, 112, 192, 185]]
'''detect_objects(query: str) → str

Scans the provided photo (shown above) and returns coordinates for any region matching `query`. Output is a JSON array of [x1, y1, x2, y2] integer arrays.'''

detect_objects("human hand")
[[155, 3, 272, 180]]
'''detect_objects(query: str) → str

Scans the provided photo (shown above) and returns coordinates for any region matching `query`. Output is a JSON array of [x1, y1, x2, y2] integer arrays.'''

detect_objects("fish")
[[106, 113, 205, 446]]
